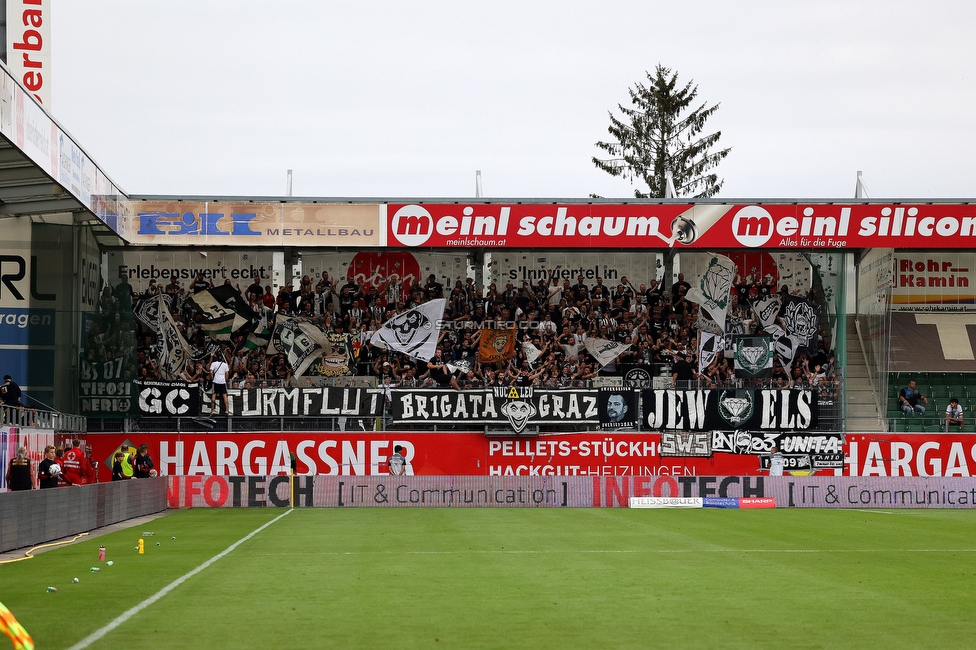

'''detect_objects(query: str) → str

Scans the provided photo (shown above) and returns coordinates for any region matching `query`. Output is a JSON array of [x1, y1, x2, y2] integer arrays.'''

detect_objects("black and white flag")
[[584, 337, 630, 367], [188, 286, 256, 340], [155, 295, 193, 380], [687, 253, 735, 331], [370, 299, 446, 362], [269, 316, 332, 376], [780, 295, 819, 352]]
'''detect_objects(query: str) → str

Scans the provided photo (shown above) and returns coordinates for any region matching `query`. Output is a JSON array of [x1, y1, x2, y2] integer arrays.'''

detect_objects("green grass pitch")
[[4, 508, 976, 649]]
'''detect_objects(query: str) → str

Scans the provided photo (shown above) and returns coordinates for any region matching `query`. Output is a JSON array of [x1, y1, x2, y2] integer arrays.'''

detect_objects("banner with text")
[[641, 389, 818, 431], [163, 475, 976, 509], [385, 203, 976, 250], [392, 387, 599, 432]]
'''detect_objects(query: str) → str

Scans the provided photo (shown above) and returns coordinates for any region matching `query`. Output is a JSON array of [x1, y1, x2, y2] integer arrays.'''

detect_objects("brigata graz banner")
[[392, 387, 598, 432], [385, 202, 976, 250], [641, 389, 818, 431], [164, 475, 976, 509]]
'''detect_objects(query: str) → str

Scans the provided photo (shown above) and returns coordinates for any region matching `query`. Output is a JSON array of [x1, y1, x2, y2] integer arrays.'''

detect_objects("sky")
[[48, 1, 976, 201]]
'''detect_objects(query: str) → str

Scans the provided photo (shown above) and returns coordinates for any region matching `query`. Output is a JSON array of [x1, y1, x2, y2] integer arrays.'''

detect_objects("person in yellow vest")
[[119, 445, 134, 478]]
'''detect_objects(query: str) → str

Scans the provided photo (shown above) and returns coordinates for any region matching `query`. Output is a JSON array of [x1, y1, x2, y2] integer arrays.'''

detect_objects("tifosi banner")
[[164, 475, 976, 509], [392, 388, 598, 432], [385, 202, 976, 250]]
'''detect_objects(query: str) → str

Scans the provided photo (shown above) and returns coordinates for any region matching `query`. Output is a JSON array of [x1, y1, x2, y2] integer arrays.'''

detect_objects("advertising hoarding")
[[385, 202, 976, 250]]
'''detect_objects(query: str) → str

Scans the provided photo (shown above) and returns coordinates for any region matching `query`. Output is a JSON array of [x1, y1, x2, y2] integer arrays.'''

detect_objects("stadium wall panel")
[[0, 479, 168, 553], [167, 475, 976, 509]]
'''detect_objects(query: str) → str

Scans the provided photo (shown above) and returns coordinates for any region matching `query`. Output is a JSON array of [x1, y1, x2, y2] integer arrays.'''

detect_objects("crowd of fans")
[[84, 267, 839, 394]]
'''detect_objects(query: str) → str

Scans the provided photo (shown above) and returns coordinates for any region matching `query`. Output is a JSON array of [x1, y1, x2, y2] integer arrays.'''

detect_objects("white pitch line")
[[245, 547, 976, 556], [66, 509, 294, 650]]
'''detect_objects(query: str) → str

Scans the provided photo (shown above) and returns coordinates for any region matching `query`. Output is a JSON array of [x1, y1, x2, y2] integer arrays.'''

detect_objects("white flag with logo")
[[370, 299, 446, 362], [584, 337, 630, 368], [155, 295, 193, 380], [522, 341, 543, 366], [687, 253, 736, 332]]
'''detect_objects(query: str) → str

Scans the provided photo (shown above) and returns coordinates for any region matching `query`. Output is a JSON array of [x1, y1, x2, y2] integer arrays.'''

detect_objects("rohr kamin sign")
[[7, 1, 51, 106]]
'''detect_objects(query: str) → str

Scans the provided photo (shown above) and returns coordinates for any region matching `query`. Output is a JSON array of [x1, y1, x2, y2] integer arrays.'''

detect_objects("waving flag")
[[370, 299, 446, 362], [479, 328, 517, 364], [687, 253, 735, 332]]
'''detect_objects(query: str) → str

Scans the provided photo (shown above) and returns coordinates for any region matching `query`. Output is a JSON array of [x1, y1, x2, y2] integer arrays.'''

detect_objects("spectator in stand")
[[61, 439, 90, 486], [209, 350, 231, 416], [37, 445, 61, 489], [946, 397, 965, 429], [424, 274, 444, 300], [191, 271, 211, 294], [245, 273, 264, 303], [5, 446, 33, 490], [898, 379, 928, 416], [671, 273, 691, 301], [672, 352, 697, 386]]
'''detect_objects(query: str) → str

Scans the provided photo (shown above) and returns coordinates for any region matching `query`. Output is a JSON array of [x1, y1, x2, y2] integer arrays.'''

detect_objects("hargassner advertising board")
[[385, 202, 976, 250]]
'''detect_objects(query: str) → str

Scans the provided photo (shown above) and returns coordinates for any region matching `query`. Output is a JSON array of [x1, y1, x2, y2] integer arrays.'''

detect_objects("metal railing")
[[0, 405, 86, 431]]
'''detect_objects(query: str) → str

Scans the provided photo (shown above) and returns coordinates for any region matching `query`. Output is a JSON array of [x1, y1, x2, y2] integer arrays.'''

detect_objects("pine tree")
[[593, 65, 730, 198]]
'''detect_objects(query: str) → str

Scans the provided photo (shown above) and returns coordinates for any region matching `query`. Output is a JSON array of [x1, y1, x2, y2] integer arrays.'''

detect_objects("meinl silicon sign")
[[385, 203, 976, 249]]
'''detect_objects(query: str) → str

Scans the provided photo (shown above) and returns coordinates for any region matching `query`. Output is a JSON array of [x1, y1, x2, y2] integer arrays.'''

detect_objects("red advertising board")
[[87, 432, 976, 481], [85, 432, 763, 480], [845, 433, 976, 477], [385, 202, 976, 250]]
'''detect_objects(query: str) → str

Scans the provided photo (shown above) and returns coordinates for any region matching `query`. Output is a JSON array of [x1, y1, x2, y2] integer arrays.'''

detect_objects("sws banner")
[[660, 430, 844, 469], [137, 381, 201, 416], [392, 387, 598, 432], [641, 389, 818, 431]]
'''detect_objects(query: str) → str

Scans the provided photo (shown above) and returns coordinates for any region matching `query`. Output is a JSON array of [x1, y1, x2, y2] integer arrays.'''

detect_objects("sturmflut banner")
[[227, 387, 384, 418]]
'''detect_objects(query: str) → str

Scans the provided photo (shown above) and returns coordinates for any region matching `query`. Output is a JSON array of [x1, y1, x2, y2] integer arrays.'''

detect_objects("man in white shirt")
[[946, 397, 965, 430], [209, 350, 230, 416]]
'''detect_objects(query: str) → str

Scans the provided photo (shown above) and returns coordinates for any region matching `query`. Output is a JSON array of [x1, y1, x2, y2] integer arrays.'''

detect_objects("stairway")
[[845, 316, 885, 432]]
